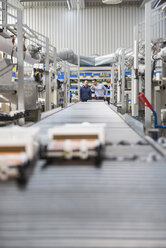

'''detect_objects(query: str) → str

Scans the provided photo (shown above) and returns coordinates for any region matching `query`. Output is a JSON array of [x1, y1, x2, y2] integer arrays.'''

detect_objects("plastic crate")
[[70, 86, 77, 90], [85, 72, 92, 77], [125, 71, 131, 75], [70, 74, 77, 78], [93, 73, 100, 77]]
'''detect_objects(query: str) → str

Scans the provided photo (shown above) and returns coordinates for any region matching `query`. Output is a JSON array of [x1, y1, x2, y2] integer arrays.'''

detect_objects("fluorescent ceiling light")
[[102, 0, 122, 4], [155, 0, 162, 8], [153, 0, 166, 9]]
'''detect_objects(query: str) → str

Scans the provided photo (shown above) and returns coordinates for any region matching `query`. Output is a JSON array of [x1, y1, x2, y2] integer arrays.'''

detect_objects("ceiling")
[[20, 0, 165, 9], [20, 0, 144, 5]]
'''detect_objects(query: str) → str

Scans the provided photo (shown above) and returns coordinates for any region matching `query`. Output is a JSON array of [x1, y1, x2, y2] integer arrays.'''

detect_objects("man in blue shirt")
[[80, 80, 92, 102]]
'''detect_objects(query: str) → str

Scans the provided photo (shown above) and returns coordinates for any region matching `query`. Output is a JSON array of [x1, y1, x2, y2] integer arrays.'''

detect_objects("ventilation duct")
[[57, 49, 117, 66], [69, 0, 85, 9], [102, 0, 122, 4]]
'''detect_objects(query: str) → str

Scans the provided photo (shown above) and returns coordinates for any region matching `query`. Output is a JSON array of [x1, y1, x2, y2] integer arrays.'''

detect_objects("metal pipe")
[[152, 109, 166, 129]]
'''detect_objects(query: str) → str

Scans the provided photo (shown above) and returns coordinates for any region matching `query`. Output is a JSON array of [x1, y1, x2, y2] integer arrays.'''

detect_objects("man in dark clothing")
[[80, 80, 92, 102]]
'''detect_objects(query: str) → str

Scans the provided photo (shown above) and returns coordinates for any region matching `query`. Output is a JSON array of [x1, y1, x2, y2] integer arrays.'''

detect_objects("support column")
[[117, 56, 121, 105], [63, 62, 69, 108], [17, 8, 24, 125], [132, 25, 139, 116], [111, 64, 115, 104], [54, 47, 58, 107], [121, 49, 125, 113], [67, 65, 70, 104], [52, 47, 57, 108], [145, 1, 152, 129], [45, 37, 51, 111], [2, 0, 7, 32], [77, 0, 80, 101]]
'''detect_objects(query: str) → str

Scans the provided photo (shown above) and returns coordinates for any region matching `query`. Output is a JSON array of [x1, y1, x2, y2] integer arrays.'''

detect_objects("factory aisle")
[[0, 102, 166, 248]]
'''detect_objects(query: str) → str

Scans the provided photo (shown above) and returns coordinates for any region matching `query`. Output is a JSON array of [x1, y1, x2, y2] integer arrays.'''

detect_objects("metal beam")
[[132, 25, 139, 116], [2, 0, 7, 32], [117, 56, 121, 105], [17, 8, 25, 125], [145, 1, 152, 129], [45, 37, 51, 111], [111, 64, 115, 104], [67, 64, 70, 104], [121, 50, 125, 113]]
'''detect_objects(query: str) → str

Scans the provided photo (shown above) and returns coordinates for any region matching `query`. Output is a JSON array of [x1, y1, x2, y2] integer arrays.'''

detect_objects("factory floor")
[[0, 102, 166, 247]]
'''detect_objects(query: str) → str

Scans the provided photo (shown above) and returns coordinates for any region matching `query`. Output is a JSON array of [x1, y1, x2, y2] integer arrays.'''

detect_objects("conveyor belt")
[[0, 102, 166, 248]]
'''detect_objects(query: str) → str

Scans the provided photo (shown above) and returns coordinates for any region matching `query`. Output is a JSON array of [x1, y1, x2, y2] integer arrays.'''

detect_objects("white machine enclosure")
[[0, 126, 40, 160], [48, 123, 106, 145], [46, 123, 106, 160]]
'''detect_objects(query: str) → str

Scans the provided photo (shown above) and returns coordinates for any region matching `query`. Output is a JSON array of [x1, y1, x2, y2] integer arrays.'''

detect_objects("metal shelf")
[[70, 77, 111, 80]]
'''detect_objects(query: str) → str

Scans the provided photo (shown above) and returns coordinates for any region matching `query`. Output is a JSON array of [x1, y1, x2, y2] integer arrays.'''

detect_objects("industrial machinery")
[[152, 44, 166, 127], [108, 1, 166, 140], [0, 126, 40, 183], [0, 1, 57, 125], [56, 61, 71, 108]]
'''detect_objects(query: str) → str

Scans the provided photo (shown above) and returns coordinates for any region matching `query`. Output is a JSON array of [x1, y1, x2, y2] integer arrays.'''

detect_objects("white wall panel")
[[22, 3, 145, 56]]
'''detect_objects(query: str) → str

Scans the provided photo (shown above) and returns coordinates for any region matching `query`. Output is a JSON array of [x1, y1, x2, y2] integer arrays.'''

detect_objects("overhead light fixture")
[[154, 0, 162, 8], [153, 0, 166, 9], [102, 0, 122, 4], [67, 0, 71, 10]]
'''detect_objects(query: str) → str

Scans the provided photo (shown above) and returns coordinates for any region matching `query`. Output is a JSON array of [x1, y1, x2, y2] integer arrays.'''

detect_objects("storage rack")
[[64, 66, 132, 104], [69, 66, 113, 102]]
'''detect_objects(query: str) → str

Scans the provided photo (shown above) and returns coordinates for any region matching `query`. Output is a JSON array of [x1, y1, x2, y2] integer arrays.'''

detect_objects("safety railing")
[[0, 0, 55, 64]]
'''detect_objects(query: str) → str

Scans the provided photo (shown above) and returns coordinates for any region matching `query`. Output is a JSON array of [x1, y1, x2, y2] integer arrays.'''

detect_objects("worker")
[[80, 80, 92, 102], [91, 79, 107, 100], [70, 90, 72, 103]]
